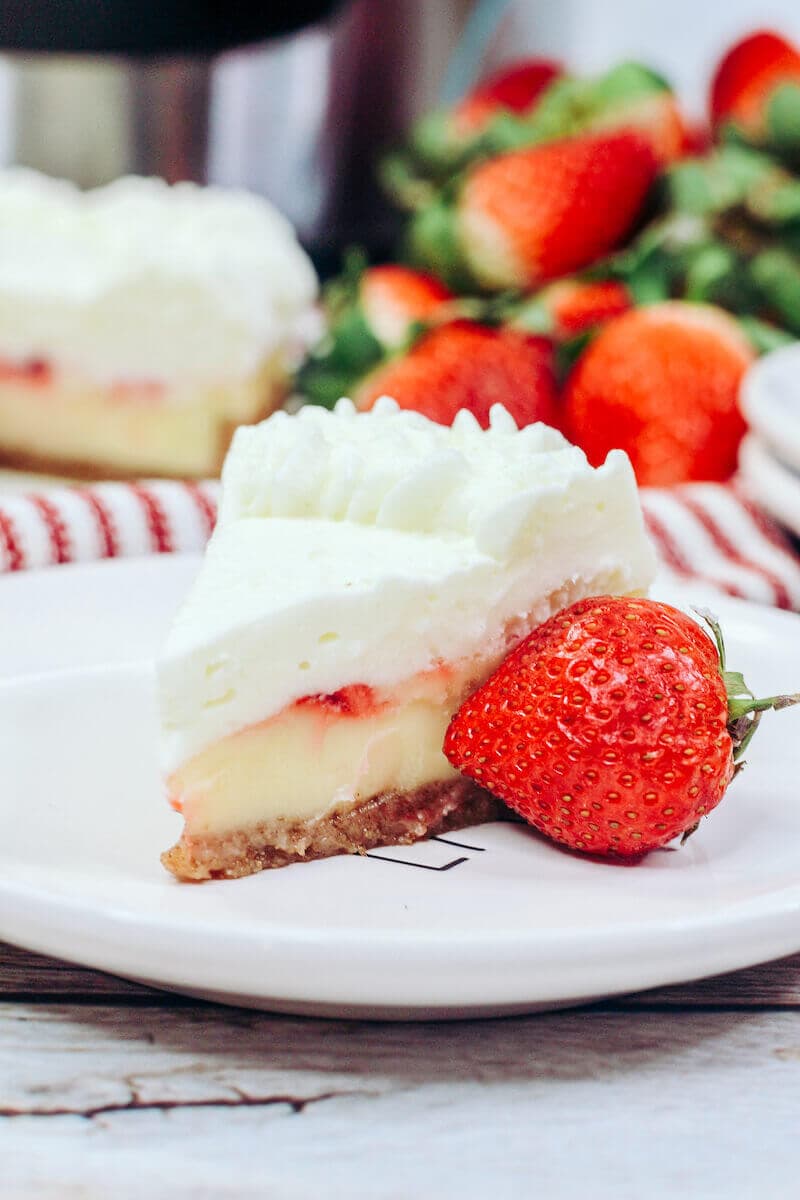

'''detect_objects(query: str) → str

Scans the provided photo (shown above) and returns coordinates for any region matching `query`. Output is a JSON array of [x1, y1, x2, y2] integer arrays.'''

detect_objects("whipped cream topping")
[[0, 169, 318, 384], [159, 401, 657, 769], [220, 399, 585, 561]]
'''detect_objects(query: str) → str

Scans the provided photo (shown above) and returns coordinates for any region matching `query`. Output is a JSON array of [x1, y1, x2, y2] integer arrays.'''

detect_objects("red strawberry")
[[517, 279, 632, 340], [546, 279, 632, 337], [590, 88, 689, 165], [711, 30, 800, 137], [405, 59, 562, 188], [359, 265, 453, 349], [444, 596, 798, 859], [682, 122, 713, 156], [453, 58, 563, 136], [547, 62, 689, 165], [354, 319, 559, 430], [457, 131, 658, 289], [564, 302, 754, 486], [614, 93, 687, 163], [297, 263, 455, 409]]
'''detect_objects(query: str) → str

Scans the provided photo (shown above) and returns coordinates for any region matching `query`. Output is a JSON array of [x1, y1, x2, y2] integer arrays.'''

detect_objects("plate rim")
[[739, 433, 800, 537], [741, 344, 800, 470], [4, 868, 800, 1016], [3, 556, 800, 1017]]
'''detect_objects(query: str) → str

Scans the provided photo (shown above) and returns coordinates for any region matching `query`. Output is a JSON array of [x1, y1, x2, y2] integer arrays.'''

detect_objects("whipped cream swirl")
[[221, 398, 635, 562], [0, 169, 318, 384]]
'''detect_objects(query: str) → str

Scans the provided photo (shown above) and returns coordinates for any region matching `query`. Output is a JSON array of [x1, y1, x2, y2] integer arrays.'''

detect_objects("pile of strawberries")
[[293, 37, 800, 861], [298, 30, 800, 487]]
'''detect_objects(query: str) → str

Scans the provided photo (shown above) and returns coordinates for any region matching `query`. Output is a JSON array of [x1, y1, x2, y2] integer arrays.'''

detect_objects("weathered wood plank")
[[0, 940, 174, 1001], [3, 938, 800, 1009], [3, 1005, 800, 1198], [617, 952, 800, 1009]]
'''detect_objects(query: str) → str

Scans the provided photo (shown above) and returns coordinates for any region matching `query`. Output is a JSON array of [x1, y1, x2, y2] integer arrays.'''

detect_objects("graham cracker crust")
[[0, 445, 167, 483], [162, 778, 504, 882]]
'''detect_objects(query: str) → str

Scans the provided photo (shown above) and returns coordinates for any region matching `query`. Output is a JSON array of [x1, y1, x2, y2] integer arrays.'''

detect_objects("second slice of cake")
[[0, 170, 317, 479], [158, 398, 657, 880]]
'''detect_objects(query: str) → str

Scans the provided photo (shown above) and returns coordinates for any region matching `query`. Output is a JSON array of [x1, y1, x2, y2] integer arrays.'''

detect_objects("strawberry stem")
[[694, 608, 800, 761]]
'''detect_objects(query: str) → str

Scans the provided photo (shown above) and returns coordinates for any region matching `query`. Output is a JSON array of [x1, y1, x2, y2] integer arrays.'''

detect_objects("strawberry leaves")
[[695, 608, 800, 760]]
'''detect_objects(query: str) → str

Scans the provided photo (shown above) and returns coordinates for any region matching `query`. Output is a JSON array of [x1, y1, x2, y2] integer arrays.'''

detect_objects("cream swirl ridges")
[[220, 397, 633, 561], [160, 401, 657, 771], [0, 169, 318, 384]]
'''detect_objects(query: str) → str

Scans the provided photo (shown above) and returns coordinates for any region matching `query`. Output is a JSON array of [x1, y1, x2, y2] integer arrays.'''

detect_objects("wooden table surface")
[[3, 941, 800, 1198]]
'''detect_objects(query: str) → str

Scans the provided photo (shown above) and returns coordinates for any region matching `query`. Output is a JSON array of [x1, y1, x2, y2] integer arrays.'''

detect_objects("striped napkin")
[[642, 484, 800, 609], [1, 477, 799, 610]]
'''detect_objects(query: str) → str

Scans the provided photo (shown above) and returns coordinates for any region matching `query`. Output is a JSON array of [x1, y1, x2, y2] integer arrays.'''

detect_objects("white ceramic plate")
[[2, 555, 800, 1019], [738, 434, 800, 541], [741, 343, 800, 471]]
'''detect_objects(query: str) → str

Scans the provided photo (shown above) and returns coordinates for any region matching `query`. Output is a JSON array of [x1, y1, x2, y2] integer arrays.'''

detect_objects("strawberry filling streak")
[[0, 357, 166, 399], [0, 358, 51, 384], [166, 684, 381, 814], [295, 684, 378, 719]]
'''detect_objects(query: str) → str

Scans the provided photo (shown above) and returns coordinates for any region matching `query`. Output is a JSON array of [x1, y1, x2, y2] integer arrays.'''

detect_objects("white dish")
[[738, 433, 800, 540], [2, 555, 800, 1019], [741, 343, 800, 471]]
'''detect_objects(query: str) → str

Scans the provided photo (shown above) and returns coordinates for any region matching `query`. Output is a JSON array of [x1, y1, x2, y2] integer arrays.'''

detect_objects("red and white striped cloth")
[[642, 484, 800, 610], [0, 480, 217, 574], [1, 477, 799, 610]]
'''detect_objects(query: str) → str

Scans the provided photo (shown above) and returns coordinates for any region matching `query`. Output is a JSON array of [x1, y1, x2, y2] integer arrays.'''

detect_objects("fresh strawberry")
[[546, 279, 632, 337], [525, 62, 689, 165], [411, 131, 658, 291], [576, 63, 689, 163], [461, 131, 658, 289], [594, 87, 688, 163], [682, 122, 713, 156], [409, 59, 562, 175], [514, 279, 632, 340], [388, 61, 682, 214], [452, 58, 563, 136], [444, 596, 798, 859], [359, 265, 453, 349], [564, 302, 754, 485], [711, 30, 800, 140], [354, 319, 559, 429], [296, 261, 454, 409]]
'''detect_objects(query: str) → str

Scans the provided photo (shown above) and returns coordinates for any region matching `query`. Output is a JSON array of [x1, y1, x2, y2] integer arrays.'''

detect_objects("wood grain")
[[618, 952, 800, 1009], [4, 1003, 800, 1198], [0, 941, 169, 1001], [5, 938, 800, 1198]]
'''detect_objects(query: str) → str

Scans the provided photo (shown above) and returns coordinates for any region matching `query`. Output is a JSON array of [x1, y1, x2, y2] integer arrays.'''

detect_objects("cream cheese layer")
[[159, 400, 657, 772], [168, 694, 461, 834], [0, 169, 317, 385]]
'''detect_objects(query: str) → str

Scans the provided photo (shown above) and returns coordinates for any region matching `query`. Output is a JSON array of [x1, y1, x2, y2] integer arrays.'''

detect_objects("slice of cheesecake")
[[158, 398, 657, 880], [0, 170, 317, 478]]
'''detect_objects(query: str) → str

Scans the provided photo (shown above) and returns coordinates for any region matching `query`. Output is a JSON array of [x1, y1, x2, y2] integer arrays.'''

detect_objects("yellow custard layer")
[[167, 692, 460, 836], [0, 357, 285, 477]]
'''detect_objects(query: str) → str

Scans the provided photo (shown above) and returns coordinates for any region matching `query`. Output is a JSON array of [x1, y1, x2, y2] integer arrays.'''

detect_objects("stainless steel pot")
[[0, 0, 471, 260]]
